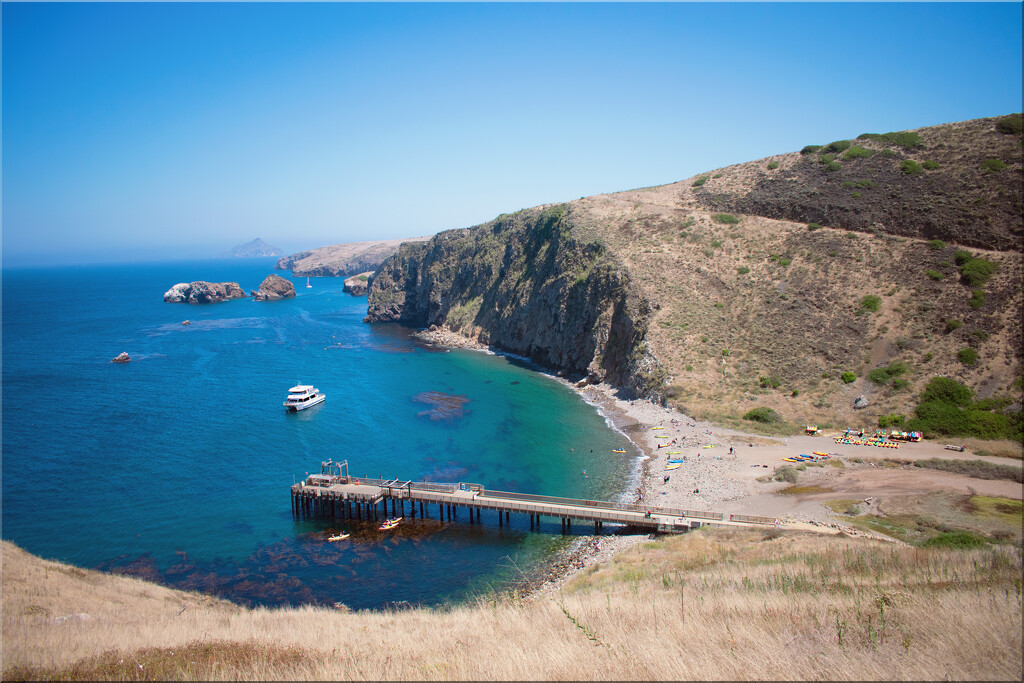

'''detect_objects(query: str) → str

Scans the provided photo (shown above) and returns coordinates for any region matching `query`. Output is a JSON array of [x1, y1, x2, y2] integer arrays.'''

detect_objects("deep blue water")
[[1, 259, 638, 609]]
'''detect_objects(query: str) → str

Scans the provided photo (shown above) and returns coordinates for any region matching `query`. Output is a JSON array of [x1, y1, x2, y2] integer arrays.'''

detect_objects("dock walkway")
[[292, 460, 777, 533]]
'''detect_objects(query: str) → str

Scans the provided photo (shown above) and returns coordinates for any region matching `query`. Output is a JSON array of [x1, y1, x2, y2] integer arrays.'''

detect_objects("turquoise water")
[[1, 259, 638, 608]]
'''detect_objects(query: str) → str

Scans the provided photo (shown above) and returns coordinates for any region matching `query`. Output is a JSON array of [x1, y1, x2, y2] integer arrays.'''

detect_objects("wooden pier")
[[291, 460, 778, 533]]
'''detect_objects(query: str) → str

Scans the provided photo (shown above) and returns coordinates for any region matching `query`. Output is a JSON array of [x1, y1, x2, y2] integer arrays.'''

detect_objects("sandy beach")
[[414, 328, 1023, 595]]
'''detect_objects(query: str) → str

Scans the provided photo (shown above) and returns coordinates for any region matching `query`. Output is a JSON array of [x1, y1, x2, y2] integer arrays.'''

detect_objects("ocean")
[[1, 259, 639, 609]]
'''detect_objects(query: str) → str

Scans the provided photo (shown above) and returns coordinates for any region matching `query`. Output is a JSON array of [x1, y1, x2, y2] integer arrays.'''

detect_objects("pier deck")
[[292, 460, 778, 533]]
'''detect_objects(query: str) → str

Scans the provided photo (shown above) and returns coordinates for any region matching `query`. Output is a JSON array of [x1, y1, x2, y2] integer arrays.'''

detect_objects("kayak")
[[378, 517, 403, 531], [665, 463, 682, 470], [650, 427, 665, 430], [666, 452, 682, 455], [813, 451, 829, 456], [782, 457, 801, 462], [654, 436, 670, 439], [702, 445, 719, 449], [667, 459, 686, 463], [328, 533, 350, 542], [612, 449, 627, 453]]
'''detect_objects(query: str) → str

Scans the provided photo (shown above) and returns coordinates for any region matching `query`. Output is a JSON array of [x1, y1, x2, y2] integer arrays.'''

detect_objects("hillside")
[[367, 115, 1023, 433], [276, 237, 431, 277], [221, 238, 283, 258], [4, 530, 1020, 680]]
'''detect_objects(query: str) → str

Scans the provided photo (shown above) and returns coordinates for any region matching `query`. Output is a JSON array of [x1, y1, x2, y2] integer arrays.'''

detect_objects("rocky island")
[[163, 281, 247, 304], [221, 238, 283, 258], [251, 274, 296, 301], [342, 272, 373, 296]]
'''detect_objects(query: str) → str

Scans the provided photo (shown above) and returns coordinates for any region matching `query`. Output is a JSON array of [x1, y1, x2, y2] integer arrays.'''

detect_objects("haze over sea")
[[1, 259, 637, 609]]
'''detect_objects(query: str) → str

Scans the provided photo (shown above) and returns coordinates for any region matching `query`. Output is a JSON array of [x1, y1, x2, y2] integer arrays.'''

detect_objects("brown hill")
[[276, 237, 431, 277], [367, 115, 1023, 431]]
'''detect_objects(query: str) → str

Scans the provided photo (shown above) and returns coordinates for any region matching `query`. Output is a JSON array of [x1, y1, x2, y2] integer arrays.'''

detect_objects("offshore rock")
[[163, 281, 247, 304], [365, 204, 665, 398], [343, 272, 373, 296], [111, 352, 130, 363], [252, 274, 296, 302]]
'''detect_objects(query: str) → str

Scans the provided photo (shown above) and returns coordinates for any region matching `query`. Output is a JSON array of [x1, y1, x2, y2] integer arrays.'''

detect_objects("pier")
[[291, 460, 778, 533]]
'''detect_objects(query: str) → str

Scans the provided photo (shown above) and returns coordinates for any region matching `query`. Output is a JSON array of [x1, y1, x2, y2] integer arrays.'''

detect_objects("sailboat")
[[306, 277, 311, 288]]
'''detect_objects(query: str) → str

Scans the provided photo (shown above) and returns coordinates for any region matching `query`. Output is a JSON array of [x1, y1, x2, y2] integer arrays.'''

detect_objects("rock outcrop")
[[111, 352, 130, 363], [276, 238, 431, 277], [365, 205, 664, 398], [343, 272, 373, 296], [251, 275, 296, 301], [163, 282, 247, 304]]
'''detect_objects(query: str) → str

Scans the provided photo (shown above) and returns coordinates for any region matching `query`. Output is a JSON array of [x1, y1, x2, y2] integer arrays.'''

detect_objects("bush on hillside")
[[842, 145, 874, 160], [925, 269, 944, 280], [957, 347, 979, 367], [995, 113, 1023, 135], [954, 250, 973, 266], [841, 371, 857, 384], [945, 318, 962, 333], [981, 158, 1006, 173], [922, 531, 987, 549], [860, 294, 882, 312], [920, 377, 973, 406], [922, 160, 940, 170], [858, 131, 923, 149], [902, 160, 924, 175], [868, 361, 909, 385], [927, 239, 947, 250], [773, 465, 798, 483], [767, 161, 779, 170], [800, 145, 823, 155], [743, 407, 782, 423], [823, 161, 842, 172], [712, 213, 740, 225], [959, 257, 996, 286], [969, 289, 986, 310], [807, 223, 822, 231], [737, 266, 750, 275], [822, 140, 852, 154], [693, 176, 710, 187], [878, 413, 905, 428]]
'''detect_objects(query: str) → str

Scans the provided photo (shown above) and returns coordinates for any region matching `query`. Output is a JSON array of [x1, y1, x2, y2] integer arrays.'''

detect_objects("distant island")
[[275, 237, 430, 277], [222, 238, 283, 258]]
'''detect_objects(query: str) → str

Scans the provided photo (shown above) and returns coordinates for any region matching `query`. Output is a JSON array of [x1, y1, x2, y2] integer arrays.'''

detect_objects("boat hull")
[[284, 394, 326, 411]]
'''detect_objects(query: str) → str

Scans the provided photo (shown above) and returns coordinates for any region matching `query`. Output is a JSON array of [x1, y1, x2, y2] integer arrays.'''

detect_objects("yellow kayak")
[[650, 427, 665, 430], [612, 449, 626, 453], [665, 463, 682, 470]]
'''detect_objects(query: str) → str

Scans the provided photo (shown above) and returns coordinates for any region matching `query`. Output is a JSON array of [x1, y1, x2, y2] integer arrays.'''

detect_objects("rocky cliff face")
[[365, 206, 665, 397], [163, 281, 247, 304], [343, 272, 373, 296]]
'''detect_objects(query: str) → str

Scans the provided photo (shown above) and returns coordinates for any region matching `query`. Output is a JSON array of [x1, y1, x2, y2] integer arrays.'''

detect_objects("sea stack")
[[111, 352, 130, 363], [252, 274, 296, 301], [343, 272, 373, 296]]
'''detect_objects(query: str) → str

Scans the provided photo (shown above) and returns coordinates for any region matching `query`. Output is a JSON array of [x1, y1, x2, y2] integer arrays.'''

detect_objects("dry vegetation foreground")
[[3, 528, 1021, 681]]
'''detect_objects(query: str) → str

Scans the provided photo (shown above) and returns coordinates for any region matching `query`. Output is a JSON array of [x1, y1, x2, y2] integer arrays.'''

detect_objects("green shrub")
[[791, 389, 799, 397], [981, 158, 1006, 173], [922, 531, 987, 549], [969, 289, 986, 310], [851, 191, 862, 198], [744, 407, 782, 423], [893, 378, 910, 390], [921, 377, 973, 406], [902, 159, 923, 175], [842, 145, 874, 160], [800, 145, 822, 155], [995, 113, 1023, 135], [922, 160, 940, 170], [759, 375, 782, 389], [767, 161, 779, 170], [945, 318, 962, 333], [879, 148, 897, 158], [971, 329, 990, 342], [822, 160, 840, 172], [807, 222, 822, 231], [737, 266, 750, 275], [925, 269, 944, 281], [960, 257, 996, 286], [841, 371, 857, 384], [868, 361, 909, 385], [957, 347, 979, 366], [927, 239, 946, 250], [693, 176, 710, 187], [878, 413, 905, 428], [855, 179, 877, 189], [818, 153, 835, 164], [860, 294, 882, 312], [823, 140, 852, 154], [858, 131, 922, 149], [712, 213, 740, 225], [954, 250, 973, 266]]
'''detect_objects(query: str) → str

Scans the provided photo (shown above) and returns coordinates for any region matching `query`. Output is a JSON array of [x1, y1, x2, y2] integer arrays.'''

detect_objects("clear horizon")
[[3, 1, 1022, 267]]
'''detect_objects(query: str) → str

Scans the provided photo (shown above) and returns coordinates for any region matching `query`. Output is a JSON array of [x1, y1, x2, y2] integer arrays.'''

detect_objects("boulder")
[[163, 281, 247, 304], [853, 395, 870, 410], [111, 352, 130, 363], [252, 274, 296, 301]]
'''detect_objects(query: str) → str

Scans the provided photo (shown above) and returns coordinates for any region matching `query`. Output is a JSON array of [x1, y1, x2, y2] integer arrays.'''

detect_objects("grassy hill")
[[4, 528, 1020, 680], [565, 114, 1022, 433]]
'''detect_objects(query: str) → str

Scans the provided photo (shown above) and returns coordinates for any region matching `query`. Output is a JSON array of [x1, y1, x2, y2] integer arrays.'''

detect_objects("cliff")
[[362, 115, 1022, 428], [365, 205, 664, 397], [276, 237, 431, 277], [163, 281, 247, 304]]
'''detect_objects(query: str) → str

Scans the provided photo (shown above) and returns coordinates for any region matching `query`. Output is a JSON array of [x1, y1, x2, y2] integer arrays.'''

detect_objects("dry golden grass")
[[4, 528, 1021, 681]]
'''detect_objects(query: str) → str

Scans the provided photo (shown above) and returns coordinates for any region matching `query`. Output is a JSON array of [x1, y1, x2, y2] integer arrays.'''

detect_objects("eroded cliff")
[[365, 205, 664, 397]]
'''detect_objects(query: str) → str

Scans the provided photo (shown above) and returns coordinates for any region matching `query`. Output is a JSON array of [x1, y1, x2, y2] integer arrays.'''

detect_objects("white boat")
[[283, 384, 326, 411], [306, 277, 312, 288]]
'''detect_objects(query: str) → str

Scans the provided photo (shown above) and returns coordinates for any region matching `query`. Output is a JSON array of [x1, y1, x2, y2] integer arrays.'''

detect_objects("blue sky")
[[3, 2, 1022, 266]]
